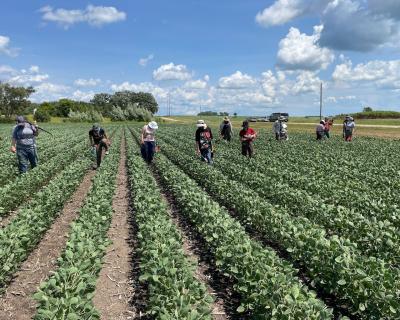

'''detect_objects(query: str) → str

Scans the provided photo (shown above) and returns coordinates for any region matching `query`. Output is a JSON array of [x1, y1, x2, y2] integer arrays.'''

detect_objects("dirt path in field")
[[93, 138, 135, 320], [151, 166, 238, 320], [0, 169, 95, 320]]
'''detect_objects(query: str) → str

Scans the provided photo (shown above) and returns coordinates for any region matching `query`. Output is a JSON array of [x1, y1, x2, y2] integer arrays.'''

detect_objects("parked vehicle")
[[269, 112, 289, 122]]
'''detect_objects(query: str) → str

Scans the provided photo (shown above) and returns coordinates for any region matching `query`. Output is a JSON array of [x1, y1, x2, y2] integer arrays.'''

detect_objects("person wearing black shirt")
[[195, 120, 213, 164], [89, 124, 109, 169]]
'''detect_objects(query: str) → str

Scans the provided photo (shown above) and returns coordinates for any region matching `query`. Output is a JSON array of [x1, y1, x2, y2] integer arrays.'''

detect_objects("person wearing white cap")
[[195, 120, 213, 164], [343, 115, 355, 142], [219, 116, 233, 142], [141, 121, 159, 163]]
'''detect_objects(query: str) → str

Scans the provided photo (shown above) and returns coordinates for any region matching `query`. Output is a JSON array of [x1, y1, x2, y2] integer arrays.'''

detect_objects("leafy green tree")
[[363, 106, 373, 112], [0, 83, 35, 118], [34, 108, 51, 122]]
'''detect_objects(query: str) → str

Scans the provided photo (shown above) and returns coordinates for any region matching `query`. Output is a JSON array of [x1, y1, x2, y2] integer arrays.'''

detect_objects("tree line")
[[0, 82, 158, 122]]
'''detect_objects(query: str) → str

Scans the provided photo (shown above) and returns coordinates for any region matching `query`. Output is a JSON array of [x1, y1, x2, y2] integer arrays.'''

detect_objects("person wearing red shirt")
[[239, 120, 257, 157]]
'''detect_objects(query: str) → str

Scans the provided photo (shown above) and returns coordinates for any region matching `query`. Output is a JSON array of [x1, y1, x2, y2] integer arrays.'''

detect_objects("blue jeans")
[[200, 148, 213, 164], [141, 141, 155, 163], [17, 146, 38, 174]]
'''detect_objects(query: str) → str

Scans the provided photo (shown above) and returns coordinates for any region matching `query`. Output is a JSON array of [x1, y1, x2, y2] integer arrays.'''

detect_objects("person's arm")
[[89, 131, 94, 146], [140, 127, 145, 144], [11, 128, 17, 153]]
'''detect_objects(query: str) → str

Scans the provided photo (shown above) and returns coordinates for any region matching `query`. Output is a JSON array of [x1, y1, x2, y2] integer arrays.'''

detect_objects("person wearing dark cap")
[[10, 116, 39, 174], [89, 123, 109, 169], [239, 120, 257, 157]]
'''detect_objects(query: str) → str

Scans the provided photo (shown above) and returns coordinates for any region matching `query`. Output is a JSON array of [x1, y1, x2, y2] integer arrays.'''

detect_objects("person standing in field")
[[316, 120, 325, 140], [343, 116, 356, 142], [324, 117, 333, 138], [89, 124, 109, 169], [10, 116, 39, 174], [195, 120, 213, 164], [239, 120, 257, 157], [219, 116, 233, 142], [140, 121, 159, 164], [273, 116, 288, 140]]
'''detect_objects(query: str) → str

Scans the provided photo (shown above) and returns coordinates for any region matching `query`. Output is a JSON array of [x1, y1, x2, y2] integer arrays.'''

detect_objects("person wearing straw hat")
[[195, 119, 213, 164], [219, 116, 233, 142], [343, 115, 355, 142], [141, 121, 159, 164], [11, 115, 39, 174]]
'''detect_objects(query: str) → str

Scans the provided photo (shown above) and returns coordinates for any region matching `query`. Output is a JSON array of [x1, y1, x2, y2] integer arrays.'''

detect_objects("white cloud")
[[31, 82, 70, 102], [256, 0, 333, 27], [218, 71, 257, 89], [72, 90, 95, 101], [40, 5, 126, 29], [0, 65, 16, 75], [110, 81, 168, 100], [8, 73, 49, 85], [291, 71, 321, 95], [74, 78, 101, 87], [138, 54, 154, 67], [0, 35, 19, 57], [332, 59, 400, 89], [153, 63, 192, 81], [184, 79, 208, 89], [277, 26, 334, 71], [29, 65, 40, 73]]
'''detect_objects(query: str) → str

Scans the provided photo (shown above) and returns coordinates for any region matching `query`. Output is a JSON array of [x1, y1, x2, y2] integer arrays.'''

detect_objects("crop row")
[[125, 129, 335, 319], [34, 130, 122, 320], [125, 131, 214, 319], [156, 136, 400, 319], [0, 155, 91, 290], [160, 134, 400, 267], [0, 136, 89, 217]]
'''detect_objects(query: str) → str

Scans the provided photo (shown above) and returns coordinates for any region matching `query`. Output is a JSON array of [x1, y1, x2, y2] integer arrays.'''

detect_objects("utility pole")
[[319, 82, 323, 120]]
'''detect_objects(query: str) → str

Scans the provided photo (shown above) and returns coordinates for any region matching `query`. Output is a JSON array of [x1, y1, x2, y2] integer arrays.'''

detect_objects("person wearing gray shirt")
[[11, 116, 39, 173]]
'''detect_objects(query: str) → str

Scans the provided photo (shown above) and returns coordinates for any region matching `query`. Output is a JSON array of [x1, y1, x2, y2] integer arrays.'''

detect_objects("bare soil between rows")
[[150, 164, 244, 320], [93, 137, 135, 320], [0, 168, 96, 320]]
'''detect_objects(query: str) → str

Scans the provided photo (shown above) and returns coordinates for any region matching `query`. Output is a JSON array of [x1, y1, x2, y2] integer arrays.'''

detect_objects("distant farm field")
[[0, 122, 399, 319]]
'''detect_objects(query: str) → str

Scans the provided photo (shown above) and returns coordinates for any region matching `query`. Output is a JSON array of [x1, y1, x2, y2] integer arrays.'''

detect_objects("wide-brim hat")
[[148, 121, 158, 130], [278, 116, 285, 120], [196, 119, 206, 127], [223, 116, 229, 121]]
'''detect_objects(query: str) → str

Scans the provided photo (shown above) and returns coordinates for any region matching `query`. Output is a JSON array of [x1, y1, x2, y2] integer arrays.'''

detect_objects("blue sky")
[[1, 0, 400, 115]]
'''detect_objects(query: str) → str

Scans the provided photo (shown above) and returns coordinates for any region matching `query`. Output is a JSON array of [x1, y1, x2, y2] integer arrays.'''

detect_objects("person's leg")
[[275, 133, 279, 140], [17, 148, 29, 174], [146, 141, 155, 163], [96, 143, 103, 166], [206, 148, 213, 164], [241, 142, 247, 156], [325, 131, 330, 138], [26, 147, 38, 169], [248, 142, 254, 157], [101, 138, 109, 152]]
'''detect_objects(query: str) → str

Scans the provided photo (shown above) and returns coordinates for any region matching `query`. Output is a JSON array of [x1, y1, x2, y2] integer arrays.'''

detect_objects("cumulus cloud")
[[153, 63, 192, 81], [8, 70, 49, 85], [111, 81, 169, 100], [368, 0, 400, 20], [0, 35, 19, 57], [277, 26, 334, 71], [332, 59, 400, 89], [138, 54, 154, 67], [256, 0, 333, 27], [30, 82, 70, 102], [291, 71, 321, 95], [74, 78, 101, 87], [218, 71, 257, 89], [0, 65, 16, 75], [319, 0, 400, 51], [72, 90, 95, 101], [184, 79, 208, 89], [40, 5, 126, 29]]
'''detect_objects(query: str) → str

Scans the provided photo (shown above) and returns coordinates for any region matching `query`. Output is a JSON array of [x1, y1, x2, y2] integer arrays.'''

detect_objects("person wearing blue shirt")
[[10, 116, 39, 174]]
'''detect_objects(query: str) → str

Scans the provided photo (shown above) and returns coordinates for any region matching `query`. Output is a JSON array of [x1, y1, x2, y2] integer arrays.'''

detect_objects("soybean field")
[[0, 122, 399, 320]]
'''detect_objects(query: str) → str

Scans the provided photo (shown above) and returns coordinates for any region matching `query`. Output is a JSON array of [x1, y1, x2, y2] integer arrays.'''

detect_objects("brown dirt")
[[0, 209, 18, 229], [92, 138, 135, 320], [0, 169, 96, 320], [164, 194, 228, 320]]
